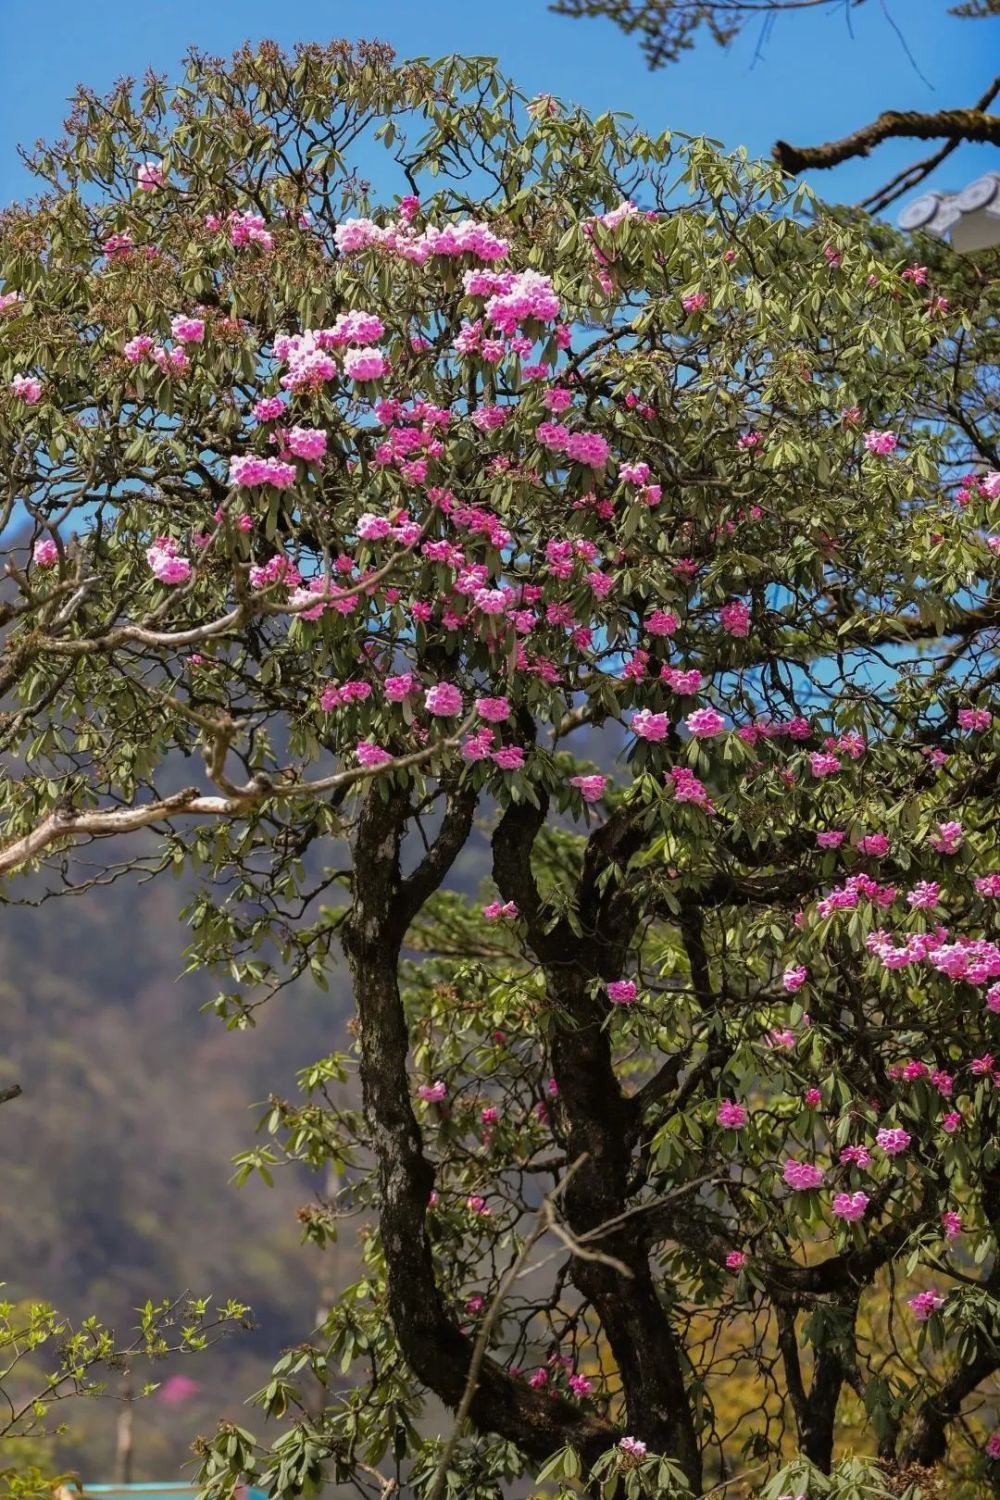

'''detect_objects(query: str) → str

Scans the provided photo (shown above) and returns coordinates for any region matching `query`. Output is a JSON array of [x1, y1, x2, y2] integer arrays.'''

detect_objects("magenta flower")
[[356, 742, 393, 769], [417, 1080, 447, 1102], [476, 696, 511, 722], [782, 1160, 824, 1191], [876, 1127, 911, 1156], [719, 600, 751, 636], [907, 1289, 945, 1322], [607, 979, 637, 1005], [716, 1100, 747, 1129], [831, 1191, 869, 1222], [631, 709, 670, 742], [10, 374, 42, 404], [783, 965, 809, 993], [570, 774, 607, 802], [686, 707, 726, 738], [424, 683, 463, 716], [864, 429, 897, 456]]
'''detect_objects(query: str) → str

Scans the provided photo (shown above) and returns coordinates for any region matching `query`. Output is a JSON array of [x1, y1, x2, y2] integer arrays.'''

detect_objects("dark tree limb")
[[900, 1353, 1000, 1467], [860, 72, 1000, 213], [343, 782, 614, 1464], [774, 103, 1000, 176]]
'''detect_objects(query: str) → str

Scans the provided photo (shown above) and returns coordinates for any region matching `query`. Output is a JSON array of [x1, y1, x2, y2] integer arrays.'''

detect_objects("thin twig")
[[426, 1156, 590, 1500]]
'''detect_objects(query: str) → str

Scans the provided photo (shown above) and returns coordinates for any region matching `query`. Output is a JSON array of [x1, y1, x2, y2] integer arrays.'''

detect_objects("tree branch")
[[774, 104, 1000, 176]]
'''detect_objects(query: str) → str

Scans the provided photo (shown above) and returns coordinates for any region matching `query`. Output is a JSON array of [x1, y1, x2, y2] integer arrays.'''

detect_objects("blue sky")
[[0, 1, 996, 217]]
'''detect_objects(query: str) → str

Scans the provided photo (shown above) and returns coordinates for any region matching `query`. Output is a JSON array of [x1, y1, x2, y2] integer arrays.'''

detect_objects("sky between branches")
[[0, 0, 995, 214]]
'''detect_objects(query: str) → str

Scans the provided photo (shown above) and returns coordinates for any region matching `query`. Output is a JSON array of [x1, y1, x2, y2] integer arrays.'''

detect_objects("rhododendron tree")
[[2, 37, 1000, 1500]]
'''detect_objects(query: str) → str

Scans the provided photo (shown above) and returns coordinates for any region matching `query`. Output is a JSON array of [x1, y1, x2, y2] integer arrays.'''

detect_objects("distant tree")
[[0, 1288, 248, 1500], [549, 0, 1000, 213], [2, 38, 1000, 1500]]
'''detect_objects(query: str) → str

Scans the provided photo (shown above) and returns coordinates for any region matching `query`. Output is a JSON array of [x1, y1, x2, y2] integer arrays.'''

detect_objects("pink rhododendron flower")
[[570, 774, 607, 803], [831, 1191, 869, 1222], [170, 315, 205, 344], [10, 374, 42, 404], [782, 1160, 824, 1190], [343, 347, 386, 382], [876, 1127, 911, 1156], [716, 1100, 747, 1129], [33, 539, 59, 567], [618, 1436, 648, 1465], [929, 820, 963, 855], [864, 429, 897, 455], [783, 965, 808, 993], [686, 707, 725, 738], [817, 830, 846, 849], [356, 741, 393, 768], [136, 160, 165, 191], [286, 426, 328, 461], [417, 1081, 447, 1102], [230, 455, 297, 489], [607, 979, 637, 1005], [476, 696, 511, 722], [906, 882, 940, 909], [941, 1211, 962, 1238], [724, 1251, 747, 1271], [646, 609, 679, 637], [424, 683, 463, 716], [483, 900, 518, 921], [146, 537, 191, 585], [857, 833, 890, 857], [631, 709, 669, 741], [907, 1289, 945, 1321], [719, 600, 751, 636]]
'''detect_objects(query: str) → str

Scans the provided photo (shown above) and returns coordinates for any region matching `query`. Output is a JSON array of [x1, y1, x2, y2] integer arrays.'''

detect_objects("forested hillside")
[[0, 863, 343, 1480]]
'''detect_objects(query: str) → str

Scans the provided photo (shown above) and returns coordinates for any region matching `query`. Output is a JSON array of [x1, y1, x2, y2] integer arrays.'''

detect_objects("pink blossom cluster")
[[334, 215, 509, 263], [866, 927, 1000, 986], [607, 979, 637, 1005], [320, 681, 373, 712], [864, 429, 897, 455], [686, 707, 726, 738], [10, 374, 42, 404], [570, 774, 607, 802], [907, 1289, 945, 1321], [483, 900, 518, 921], [957, 706, 992, 732], [136, 160, 165, 191], [230, 454, 297, 489], [782, 1160, 824, 1190], [669, 767, 715, 813], [285, 426, 328, 461], [537, 422, 611, 470], [815, 873, 898, 919], [356, 742, 393, 768], [170, 315, 205, 344], [831, 1191, 869, 1222], [226, 210, 274, 251], [146, 536, 192, 586]]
